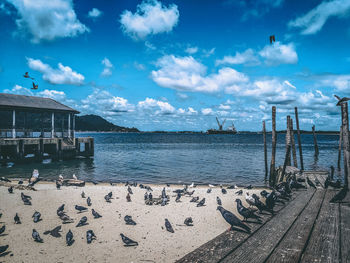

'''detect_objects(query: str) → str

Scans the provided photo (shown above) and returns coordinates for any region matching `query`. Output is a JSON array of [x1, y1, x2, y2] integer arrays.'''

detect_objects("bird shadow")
[[244, 220, 262, 225], [0, 234, 8, 237], [0, 251, 11, 257], [67, 240, 75, 246], [230, 226, 251, 234]]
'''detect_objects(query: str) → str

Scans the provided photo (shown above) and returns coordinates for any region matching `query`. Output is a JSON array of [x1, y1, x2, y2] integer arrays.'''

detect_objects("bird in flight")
[[269, 35, 275, 44], [23, 72, 34, 80], [31, 82, 38, 90], [334, 95, 350, 106]]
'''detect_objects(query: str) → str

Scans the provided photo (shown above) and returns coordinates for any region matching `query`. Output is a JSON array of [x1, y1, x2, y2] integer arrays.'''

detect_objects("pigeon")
[[56, 180, 62, 190], [148, 192, 153, 200], [57, 204, 65, 216], [75, 205, 88, 213], [245, 185, 253, 189], [186, 190, 195, 196], [197, 198, 205, 207], [144, 192, 148, 200], [21, 192, 32, 200], [32, 229, 43, 243], [76, 216, 88, 227], [221, 188, 227, 194], [173, 189, 184, 194], [0, 225, 5, 235], [105, 194, 112, 203], [217, 196, 222, 206], [0, 245, 9, 254], [32, 211, 42, 223], [314, 177, 322, 187], [31, 82, 38, 90], [297, 178, 306, 183], [58, 213, 74, 224], [23, 72, 34, 79], [306, 177, 316, 189], [207, 188, 212, 193], [120, 233, 138, 246], [325, 177, 341, 189], [334, 95, 350, 106], [126, 193, 131, 202], [236, 190, 243, 195], [235, 199, 262, 222], [269, 35, 276, 44], [87, 197, 92, 206], [261, 191, 276, 210], [14, 213, 21, 224], [245, 193, 255, 207], [127, 186, 133, 195], [290, 178, 306, 189], [217, 206, 251, 233], [124, 215, 136, 225], [252, 194, 273, 215], [161, 197, 168, 206], [86, 230, 96, 244], [184, 217, 193, 226], [107, 191, 113, 198], [92, 209, 102, 219], [165, 219, 174, 233], [175, 192, 181, 202], [0, 177, 11, 182], [66, 230, 74, 246], [8, 186, 13, 194], [190, 196, 199, 202], [43, 226, 62, 238], [125, 181, 129, 187], [81, 191, 86, 198], [18, 180, 23, 185], [72, 174, 77, 180], [330, 187, 348, 203]]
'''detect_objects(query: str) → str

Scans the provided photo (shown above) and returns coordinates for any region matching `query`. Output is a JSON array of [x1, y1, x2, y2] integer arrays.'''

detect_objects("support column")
[[72, 114, 75, 138], [68, 113, 71, 138], [51, 112, 55, 138], [12, 109, 16, 138]]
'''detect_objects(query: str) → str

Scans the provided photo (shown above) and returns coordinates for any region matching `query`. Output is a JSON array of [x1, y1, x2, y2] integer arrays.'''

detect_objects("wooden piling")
[[263, 121, 268, 180], [341, 103, 350, 189], [312, 125, 319, 156], [294, 107, 304, 170], [290, 118, 298, 168], [286, 116, 291, 166], [280, 144, 291, 182], [338, 126, 343, 170], [269, 106, 277, 186]]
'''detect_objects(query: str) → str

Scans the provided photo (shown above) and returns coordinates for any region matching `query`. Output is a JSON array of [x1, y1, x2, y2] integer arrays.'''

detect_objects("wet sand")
[[0, 181, 267, 263]]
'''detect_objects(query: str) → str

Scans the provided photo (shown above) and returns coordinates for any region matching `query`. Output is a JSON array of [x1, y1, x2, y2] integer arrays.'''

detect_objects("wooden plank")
[[266, 190, 325, 263], [340, 203, 350, 263], [220, 190, 314, 263], [300, 190, 340, 263], [176, 192, 298, 263]]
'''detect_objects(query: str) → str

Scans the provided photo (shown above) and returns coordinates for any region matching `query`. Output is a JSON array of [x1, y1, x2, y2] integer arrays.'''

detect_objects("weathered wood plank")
[[266, 190, 325, 263], [220, 190, 314, 263], [176, 192, 298, 263], [340, 203, 350, 263], [300, 190, 340, 263]]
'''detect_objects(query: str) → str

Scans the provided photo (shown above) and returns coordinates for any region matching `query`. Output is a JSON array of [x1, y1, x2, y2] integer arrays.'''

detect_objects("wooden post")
[[73, 114, 75, 139], [290, 118, 298, 168], [51, 112, 55, 138], [341, 103, 350, 189], [61, 114, 64, 138], [312, 125, 319, 156], [263, 121, 268, 180], [285, 116, 291, 166], [12, 109, 16, 138], [280, 144, 291, 182], [338, 126, 343, 170], [294, 107, 304, 170], [269, 106, 277, 186]]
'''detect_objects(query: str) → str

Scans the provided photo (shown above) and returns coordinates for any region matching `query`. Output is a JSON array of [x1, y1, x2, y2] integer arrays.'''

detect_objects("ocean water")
[[0, 132, 341, 185]]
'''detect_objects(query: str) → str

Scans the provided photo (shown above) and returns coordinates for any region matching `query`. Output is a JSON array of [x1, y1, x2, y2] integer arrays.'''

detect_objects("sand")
[[0, 181, 267, 263]]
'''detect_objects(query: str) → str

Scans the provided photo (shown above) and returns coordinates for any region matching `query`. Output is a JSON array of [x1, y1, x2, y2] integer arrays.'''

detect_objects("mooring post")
[[269, 106, 277, 186], [263, 121, 268, 180], [280, 144, 291, 182], [294, 107, 304, 170], [338, 126, 343, 170], [286, 116, 291, 166], [341, 102, 350, 189], [312, 125, 319, 156], [290, 118, 298, 168]]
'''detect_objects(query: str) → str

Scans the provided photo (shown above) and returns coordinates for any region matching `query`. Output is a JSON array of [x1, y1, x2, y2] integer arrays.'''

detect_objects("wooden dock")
[[177, 171, 349, 263]]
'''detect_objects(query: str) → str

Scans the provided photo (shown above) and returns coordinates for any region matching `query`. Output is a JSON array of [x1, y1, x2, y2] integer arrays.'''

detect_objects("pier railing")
[[0, 129, 71, 139]]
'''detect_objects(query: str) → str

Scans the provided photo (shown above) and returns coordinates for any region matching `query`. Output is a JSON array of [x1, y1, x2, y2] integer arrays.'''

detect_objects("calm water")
[[0, 133, 341, 184]]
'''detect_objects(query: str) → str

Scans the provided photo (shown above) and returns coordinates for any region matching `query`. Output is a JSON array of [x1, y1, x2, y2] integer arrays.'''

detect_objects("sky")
[[0, 0, 350, 131]]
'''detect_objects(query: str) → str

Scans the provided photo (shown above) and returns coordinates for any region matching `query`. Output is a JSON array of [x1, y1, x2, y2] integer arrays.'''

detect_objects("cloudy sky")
[[0, 0, 349, 131]]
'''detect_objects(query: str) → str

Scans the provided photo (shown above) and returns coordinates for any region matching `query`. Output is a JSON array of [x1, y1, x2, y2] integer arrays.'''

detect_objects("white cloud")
[[151, 55, 248, 93], [216, 49, 260, 66], [8, 0, 88, 43], [288, 0, 350, 35], [137, 97, 175, 115], [88, 8, 102, 19], [219, 104, 231, 110], [177, 107, 197, 115], [259, 42, 298, 65], [203, 48, 216, 57], [27, 58, 84, 85], [120, 0, 179, 40], [201, 108, 213, 115], [134, 62, 146, 71], [4, 84, 33, 96], [38, 89, 66, 101], [101, 57, 113, 77], [317, 74, 350, 92], [283, 80, 296, 89], [185, 46, 198, 54]]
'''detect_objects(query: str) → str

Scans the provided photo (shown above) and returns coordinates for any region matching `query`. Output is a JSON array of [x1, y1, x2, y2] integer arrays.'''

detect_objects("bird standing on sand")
[[57, 204, 65, 216], [66, 230, 74, 246], [235, 199, 261, 222], [165, 219, 174, 233], [87, 197, 92, 206], [8, 186, 13, 194], [334, 95, 350, 106], [86, 230, 96, 244], [175, 192, 181, 202], [184, 217, 193, 226], [105, 194, 112, 203], [32, 229, 43, 243], [81, 191, 86, 198], [197, 198, 206, 207], [217, 196, 222, 206], [124, 215, 136, 225], [236, 190, 243, 195], [127, 186, 133, 195], [14, 213, 21, 224], [75, 205, 88, 213], [221, 188, 227, 194], [207, 188, 212, 193], [120, 233, 138, 246], [190, 196, 199, 202], [92, 209, 102, 219], [0, 225, 5, 235], [76, 216, 88, 227], [126, 193, 131, 202], [217, 206, 251, 233], [32, 211, 41, 223], [162, 187, 166, 199]]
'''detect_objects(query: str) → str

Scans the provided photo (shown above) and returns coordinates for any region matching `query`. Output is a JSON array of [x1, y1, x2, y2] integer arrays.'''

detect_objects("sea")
[[0, 132, 341, 185]]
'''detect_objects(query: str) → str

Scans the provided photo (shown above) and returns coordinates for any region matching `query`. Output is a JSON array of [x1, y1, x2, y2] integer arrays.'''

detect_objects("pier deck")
[[177, 171, 349, 263]]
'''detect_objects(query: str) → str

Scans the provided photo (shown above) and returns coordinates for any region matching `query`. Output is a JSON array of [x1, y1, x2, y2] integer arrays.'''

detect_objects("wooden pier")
[[177, 171, 349, 263]]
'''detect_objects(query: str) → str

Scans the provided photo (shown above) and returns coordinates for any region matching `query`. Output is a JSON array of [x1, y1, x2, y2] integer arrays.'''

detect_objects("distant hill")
[[76, 115, 139, 132]]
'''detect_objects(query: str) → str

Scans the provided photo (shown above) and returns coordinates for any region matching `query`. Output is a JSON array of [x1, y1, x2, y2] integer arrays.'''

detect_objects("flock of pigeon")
[[0, 168, 344, 259]]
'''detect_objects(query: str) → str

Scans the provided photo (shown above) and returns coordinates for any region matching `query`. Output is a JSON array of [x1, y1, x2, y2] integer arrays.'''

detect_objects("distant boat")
[[207, 117, 237, 134]]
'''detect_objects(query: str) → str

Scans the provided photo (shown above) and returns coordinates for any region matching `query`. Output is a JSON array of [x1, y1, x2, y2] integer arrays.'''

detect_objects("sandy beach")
[[0, 180, 268, 263]]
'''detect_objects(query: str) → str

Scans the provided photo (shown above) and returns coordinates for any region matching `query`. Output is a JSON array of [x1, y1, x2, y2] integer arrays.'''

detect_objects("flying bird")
[[217, 206, 251, 233], [269, 35, 276, 44], [334, 95, 350, 106], [23, 72, 34, 80], [31, 82, 38, 90]]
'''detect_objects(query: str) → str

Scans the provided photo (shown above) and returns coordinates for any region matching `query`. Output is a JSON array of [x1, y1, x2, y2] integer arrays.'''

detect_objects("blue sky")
[[0, 0, 350, 131]]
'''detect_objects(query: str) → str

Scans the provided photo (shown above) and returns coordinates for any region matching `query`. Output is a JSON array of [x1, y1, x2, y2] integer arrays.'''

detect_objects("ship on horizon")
[[207, 117, 237, 134]]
